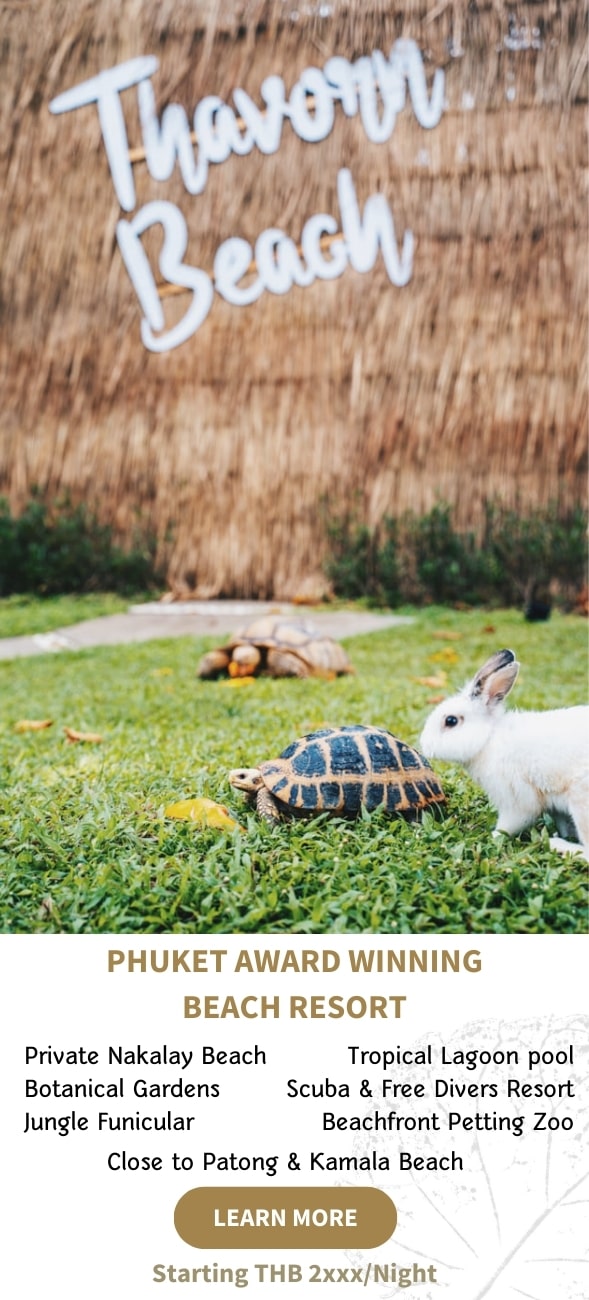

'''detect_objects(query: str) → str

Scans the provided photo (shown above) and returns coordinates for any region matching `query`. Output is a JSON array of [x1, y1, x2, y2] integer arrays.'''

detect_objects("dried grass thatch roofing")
[[1, 0, 587, 597]]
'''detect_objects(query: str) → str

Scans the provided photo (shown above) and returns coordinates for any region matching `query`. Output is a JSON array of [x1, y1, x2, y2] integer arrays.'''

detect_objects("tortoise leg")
[[266, 649, 307, 678], [256, 787, 282, 826], [197, 649, 231, 679]]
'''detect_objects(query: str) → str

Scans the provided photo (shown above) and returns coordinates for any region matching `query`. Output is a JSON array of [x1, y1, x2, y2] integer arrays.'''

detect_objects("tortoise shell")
[[198, 616, 352, 678], [259, 725, 445, 816]]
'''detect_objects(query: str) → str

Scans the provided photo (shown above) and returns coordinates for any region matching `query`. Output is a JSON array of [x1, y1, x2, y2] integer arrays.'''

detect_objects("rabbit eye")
[[444, 715, 459, 728]]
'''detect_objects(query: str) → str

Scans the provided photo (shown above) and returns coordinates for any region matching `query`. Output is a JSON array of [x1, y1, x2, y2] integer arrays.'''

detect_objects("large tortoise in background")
[[229, 725, 446, 825], [197, 616, 353, 680]]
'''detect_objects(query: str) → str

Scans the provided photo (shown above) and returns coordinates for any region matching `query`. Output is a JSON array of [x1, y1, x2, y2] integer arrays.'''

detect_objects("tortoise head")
[[229, 645, 262, 676], [228, 767, 265, 794]]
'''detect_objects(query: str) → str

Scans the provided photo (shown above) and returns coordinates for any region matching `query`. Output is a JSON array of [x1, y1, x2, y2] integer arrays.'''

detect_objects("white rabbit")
[[419, 648, 589, 860]]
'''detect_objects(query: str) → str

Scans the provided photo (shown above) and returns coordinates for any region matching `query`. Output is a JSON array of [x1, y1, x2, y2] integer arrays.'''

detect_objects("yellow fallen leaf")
[[427, 694, 446, 704], [432, 630, 463, 641], [219, 676, 256, 687], [164, 797, 244, 833], [14, 718, 53, 732], [63, 727, 104, 744], [430, 647, 460, 664], [414, 673, 448, 688]]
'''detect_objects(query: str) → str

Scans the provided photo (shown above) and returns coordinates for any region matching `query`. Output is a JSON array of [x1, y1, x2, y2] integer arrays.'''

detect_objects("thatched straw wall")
[[1, 1, 587, 597]]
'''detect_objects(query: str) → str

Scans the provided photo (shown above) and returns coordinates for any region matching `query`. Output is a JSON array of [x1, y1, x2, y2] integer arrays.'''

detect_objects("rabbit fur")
[[419, 648, 589, 860]]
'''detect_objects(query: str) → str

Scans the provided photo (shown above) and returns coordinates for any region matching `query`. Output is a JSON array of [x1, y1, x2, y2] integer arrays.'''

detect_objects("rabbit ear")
[[469, 649, 519, 705]]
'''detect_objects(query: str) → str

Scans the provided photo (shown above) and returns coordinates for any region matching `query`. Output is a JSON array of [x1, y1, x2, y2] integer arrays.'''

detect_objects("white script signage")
[[49, 42, 445, 352]]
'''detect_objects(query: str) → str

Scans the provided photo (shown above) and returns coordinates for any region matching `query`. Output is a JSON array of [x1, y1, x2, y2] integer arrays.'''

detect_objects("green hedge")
[[0, 495, 160, 596], [324, 502, 588, 608]]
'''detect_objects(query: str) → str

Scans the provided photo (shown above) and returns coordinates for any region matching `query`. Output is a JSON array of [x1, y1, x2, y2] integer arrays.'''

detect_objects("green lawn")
[[0, 604, 587, 934], [0, 592, 141, 639]]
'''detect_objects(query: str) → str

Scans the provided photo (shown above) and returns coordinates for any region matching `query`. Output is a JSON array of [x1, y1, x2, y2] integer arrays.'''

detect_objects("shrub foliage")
[[0, 495, 160, 596], [324, 501, 588, 608]]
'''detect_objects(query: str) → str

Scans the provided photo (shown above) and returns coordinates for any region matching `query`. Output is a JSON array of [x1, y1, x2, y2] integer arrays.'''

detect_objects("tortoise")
[[197, 616, 353, 680], [228, 725, 446, 825]]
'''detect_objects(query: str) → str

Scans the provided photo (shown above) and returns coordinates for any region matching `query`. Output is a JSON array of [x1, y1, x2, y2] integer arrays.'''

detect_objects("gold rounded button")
[[175, 1186, 396, 1249]]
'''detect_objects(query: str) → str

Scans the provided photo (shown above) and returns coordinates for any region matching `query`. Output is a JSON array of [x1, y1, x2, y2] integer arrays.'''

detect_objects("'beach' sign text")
[[49, 43, 445, 352]]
